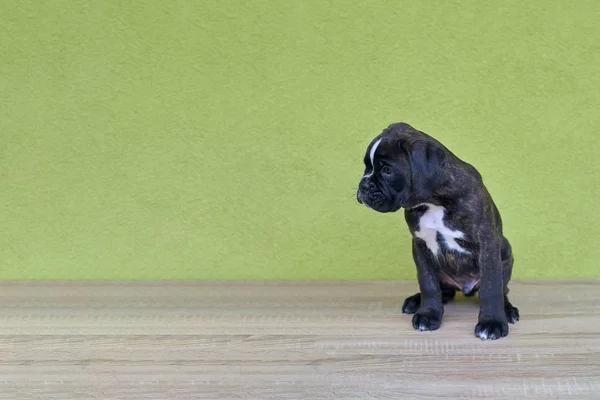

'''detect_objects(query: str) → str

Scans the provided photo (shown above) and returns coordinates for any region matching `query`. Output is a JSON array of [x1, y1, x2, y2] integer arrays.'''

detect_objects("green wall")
[[2, 1, 599, 280]]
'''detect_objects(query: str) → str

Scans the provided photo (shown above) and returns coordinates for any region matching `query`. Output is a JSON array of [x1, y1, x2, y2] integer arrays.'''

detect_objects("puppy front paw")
[[412, 309, 443, 331], [474, 319, 508, 340]]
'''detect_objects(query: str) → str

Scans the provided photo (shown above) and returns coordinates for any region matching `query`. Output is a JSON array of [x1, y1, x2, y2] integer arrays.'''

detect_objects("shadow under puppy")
[[356, 122, 519, 340]]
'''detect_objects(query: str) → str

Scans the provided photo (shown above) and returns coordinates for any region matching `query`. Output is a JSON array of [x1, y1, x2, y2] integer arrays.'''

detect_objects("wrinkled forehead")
[[363, 134, 401, 165]]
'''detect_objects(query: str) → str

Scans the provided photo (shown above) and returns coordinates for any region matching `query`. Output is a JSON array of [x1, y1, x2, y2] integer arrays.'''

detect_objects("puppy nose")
[[359, 179, 373, 193]]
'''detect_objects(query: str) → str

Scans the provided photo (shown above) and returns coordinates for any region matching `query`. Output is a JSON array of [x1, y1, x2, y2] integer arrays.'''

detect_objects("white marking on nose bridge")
[[414, 204, 470, 256], [364, 138, 382, 178]]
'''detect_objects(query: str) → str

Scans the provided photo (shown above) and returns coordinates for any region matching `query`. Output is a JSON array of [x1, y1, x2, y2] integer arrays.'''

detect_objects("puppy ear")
[[408, 140, 448, 199]]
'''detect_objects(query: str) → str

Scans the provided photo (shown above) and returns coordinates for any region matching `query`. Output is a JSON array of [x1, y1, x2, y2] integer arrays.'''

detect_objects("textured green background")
[[1, 1, 599, 280]]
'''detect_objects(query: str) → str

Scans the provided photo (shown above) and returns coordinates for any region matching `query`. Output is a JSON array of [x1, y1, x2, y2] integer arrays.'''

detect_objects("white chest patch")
[[414, 204, 470, 256]]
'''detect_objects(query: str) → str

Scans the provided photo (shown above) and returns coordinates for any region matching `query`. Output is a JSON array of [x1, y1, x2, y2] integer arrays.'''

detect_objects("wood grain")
[[0, 281, 599, 399]]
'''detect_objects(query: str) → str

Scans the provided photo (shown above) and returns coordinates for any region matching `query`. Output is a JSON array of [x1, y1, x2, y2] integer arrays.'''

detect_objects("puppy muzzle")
[[357, 178, 393, 212]]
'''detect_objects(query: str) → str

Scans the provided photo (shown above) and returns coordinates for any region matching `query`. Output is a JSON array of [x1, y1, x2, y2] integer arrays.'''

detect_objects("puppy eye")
[[381, 166, 393, 175]]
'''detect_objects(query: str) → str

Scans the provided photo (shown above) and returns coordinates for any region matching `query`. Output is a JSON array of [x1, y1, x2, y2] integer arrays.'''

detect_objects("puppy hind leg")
[[401, 293, 421, 314], [504, 295, 520, 324], [402, 284, 455, 315], [441, 285, 456, 304], [501, 240, 519, 324]]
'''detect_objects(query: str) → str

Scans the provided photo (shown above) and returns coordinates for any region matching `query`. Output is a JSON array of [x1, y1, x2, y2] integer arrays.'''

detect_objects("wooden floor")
[[0, 281, 599, 399]]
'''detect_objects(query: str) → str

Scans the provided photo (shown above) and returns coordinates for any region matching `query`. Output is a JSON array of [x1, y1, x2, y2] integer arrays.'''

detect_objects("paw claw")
[[475, 319, 509, 340], [412, 310, 442, 331]]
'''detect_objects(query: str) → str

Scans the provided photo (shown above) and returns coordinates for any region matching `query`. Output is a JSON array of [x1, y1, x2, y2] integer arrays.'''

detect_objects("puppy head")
[[356, 122, 449, 213]]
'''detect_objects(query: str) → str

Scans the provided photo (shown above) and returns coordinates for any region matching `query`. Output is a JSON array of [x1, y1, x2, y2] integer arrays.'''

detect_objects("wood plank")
[[0, 281, 598, 399]]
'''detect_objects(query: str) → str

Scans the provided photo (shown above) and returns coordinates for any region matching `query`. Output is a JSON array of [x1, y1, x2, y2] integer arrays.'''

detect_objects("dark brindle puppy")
[[356, 122, 519, 340]]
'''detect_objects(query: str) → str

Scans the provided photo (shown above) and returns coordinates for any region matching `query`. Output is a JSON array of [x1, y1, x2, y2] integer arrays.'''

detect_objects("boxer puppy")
[[356, 122, 519, 340]]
